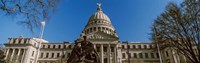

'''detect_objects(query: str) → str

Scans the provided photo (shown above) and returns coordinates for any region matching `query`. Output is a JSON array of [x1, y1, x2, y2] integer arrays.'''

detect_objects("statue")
[[67, 36, 100, 63]]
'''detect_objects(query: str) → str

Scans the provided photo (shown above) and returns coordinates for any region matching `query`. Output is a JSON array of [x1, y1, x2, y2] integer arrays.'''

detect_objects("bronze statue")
[[67, 36, 100, 63]]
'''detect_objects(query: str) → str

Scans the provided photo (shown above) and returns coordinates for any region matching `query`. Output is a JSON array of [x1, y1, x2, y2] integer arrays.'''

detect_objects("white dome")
[[89, 11, 111, 22], [81, 4, 118, 38]]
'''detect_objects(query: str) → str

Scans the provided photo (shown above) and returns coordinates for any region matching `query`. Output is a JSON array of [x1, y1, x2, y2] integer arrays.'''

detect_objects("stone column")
[[100, 27, 102, 31], [5, 49, 10, 59], [94, 44, 96, 49], [172, 50, 179, 63], [10, 48, 15, 61], [108, 44, 110, 63], [22, 48, 27, 63], [101, 44, 104, 63], [16, 49, 21, 62], [4, 49, 7, 55], [114, 45, 117, 63]]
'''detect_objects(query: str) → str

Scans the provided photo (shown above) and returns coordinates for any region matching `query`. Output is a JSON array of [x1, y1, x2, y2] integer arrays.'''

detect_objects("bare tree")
[[0, 0, 60, 32], [151, 0, 200, 63]]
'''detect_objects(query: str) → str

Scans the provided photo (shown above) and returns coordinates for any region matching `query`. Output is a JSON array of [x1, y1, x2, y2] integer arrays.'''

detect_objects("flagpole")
[[35, 21, 46, 63], [40, 21, 46, 39]]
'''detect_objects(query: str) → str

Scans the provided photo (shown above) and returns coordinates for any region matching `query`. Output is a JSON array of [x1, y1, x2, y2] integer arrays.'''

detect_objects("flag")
[[41, 21, 46, 27]]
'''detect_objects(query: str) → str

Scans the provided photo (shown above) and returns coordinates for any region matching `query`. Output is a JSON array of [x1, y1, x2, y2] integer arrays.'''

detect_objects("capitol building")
[[2, 4, 187, 63]]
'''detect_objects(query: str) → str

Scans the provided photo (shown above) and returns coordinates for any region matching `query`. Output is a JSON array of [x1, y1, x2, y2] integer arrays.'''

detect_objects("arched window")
[[53, 45, 56, 48], [48, 45, 51, 48], [98, 27, 101, 31], [94, 27, 96, 32], [95, 21, 97, 24], [40, 53, 43, 58], [52, 53, 54, 58], [90, 28, 93, 32], [139, 53, 143, 58], [13, 39, 17, 44], [98, 21, 100, 23], [46, 53, 49, 58], [43, 45, 46, 48], [58, 45, 61, 48], [86, 29, 88, 33], [102, 27, 105, 30], [18, 39, 22, 44], [68, 45, 71, 49]]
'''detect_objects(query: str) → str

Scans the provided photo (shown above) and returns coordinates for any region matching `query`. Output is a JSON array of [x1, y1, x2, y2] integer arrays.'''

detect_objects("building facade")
[[2, 4, 186, 63]]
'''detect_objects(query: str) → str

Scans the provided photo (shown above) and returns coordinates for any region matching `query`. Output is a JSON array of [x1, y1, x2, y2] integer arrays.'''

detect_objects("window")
[[144, 45, 147, 49], [102, 27, 105, 30], [122, 45, 125, 49], [98, 27, 101, 31], [133, 53, 137, 58], [94, 27, 96, 31], [111, 47, 114, 52], [104, 47, 107, 52], [90, 28, 92, 32], [57, 53, 60, 57], [166, 51, 169, 57], [67, 53, 70, 58], [48, 45, 51, 48], [122, 53, 126, 58], [24, 39, 28, 44], [62, 55, 65, 58], [46, 53, 49, 58], [43, 45, 45, 48], [32, 51, 35, 56], [40, 53, 43, 58], [149, 45, 153, 48], [64, 45, 66, 48], [145, 53, 149, 58], [106, 28, 108, 30], [18, 39, 22, 44], [104, 58, 107, 63], [132, 45, 136, 49], [34, 43, 36, 46], [151, 53, 154, 58], [156, 53, 159, 58], [139, 53, 143, 58], [97, 47, 100, 52], [13, 39, 16, 44], [138, 45, 141, 49], [128, 53, 131, 58], [95, 21, 97, 24], [87, 29, 89, 34], [127, 45, 130, 49], [58, 45, 61, 48], [68, 45, 71, 49], [53, 45, 56, 48], [52, 53, 54, 58]]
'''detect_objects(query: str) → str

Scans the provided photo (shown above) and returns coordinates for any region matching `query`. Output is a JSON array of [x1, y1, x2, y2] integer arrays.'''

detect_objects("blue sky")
[[0, 0, 183, 43]]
